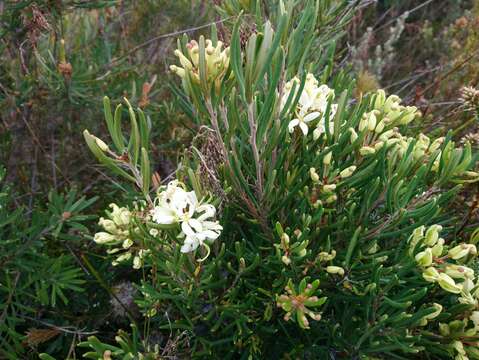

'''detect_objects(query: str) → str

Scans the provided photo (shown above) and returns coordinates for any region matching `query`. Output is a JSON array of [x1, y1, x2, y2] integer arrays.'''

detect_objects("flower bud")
[[122, 238, 133, 249], [375, 120, 385, 133], [379, 129, 395, 141], [98, 217, 117, 233], [374, 89, 386, 110], [93, 232, 116, 244], [422, 267, 440, 282], [349, 128, 358, 143], [322, 184, 336, 192], [92, 136, 109, 152], [113, 252, 132, 265], [326, 266, 345, 276], [424, 225, 442, 246], [325, 194, 337, 203], [310, 168, 320, 183], [444, 264, 475, 279], [359, 117, 367, 132], [282, 255, 291, 265], [437, 273, 462, 294], [318, 250, 336, 262], [368, 111, 378, 131], [281, 233, 290, 246], [169, 65, 186, 78], [313, 127, 322, 140], [384, 95, 401, 112], [359, 146, 376, 155], [415, 248, 433, 267], [323, 151, 332, 165], [438, 323, 450, 336], [133, 256, 142, 269], [340, 166, 356, 179], [464, 171, 479, 178], [429, 137, 444, 153], [448, 244, 477, 260], [431, 238, 445, 257]]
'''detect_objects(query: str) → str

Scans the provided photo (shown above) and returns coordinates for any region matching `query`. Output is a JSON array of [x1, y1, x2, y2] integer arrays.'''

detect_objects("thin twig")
[[19, 315, 98, 336], [107, 16, 234, 65]]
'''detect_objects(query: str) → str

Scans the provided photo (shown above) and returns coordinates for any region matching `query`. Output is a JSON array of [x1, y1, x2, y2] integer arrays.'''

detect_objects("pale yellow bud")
[[340, 166, 356, 179], [98, 217, 117, 233], [323, 151, 332, 165], [424, 225, 442, 246], [448, 244, 477, 260], [133, 256, 142, 269], [437, 273, 462, 294], [322, 184, 336, 192], [281, 255, 291, 265], [93, 232, 116, 244], [444, 264, 475, 279], [422, 267, 440, 282], [379, 129, 395, 141], [122, 238, 133, 249], [325, 194, 337, 203], [415, 248, 433, 267], [326, 266, 345, 276], [431, 239, 445, 257], [310, 168, 320, 183], [374, 89, 386, 110], [375, 120, 385, 133], [94, 136, 109, 152], [349, 128, 358, 143], [359, 146, 376, 155]]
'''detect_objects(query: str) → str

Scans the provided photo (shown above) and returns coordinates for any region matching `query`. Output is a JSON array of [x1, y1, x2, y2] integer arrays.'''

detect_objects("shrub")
[[77, 1, 479, 359]]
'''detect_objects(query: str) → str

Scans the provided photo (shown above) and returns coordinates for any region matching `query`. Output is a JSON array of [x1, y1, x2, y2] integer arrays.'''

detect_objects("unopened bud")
[[94, 136, 109, 152], [326, 266, 345, 276], [309, 168, 320, 182], [448, 244, 477, 260], [359, 146, 376, 155], [340, 166, 356, 179], [349, 128, 358, 143], [323, 151, 332, 165], [415, 248, 433, 267]]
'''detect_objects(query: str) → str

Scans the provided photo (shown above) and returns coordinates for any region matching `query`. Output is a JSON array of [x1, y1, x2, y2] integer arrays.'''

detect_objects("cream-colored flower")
[[151, 180, 222, 255], [282, 73, 337, 137], [170, 39, 230, 88]]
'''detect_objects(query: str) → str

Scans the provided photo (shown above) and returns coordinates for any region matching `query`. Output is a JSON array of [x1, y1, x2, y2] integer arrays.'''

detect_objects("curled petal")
[[299, 122, 309, 136], [303, 111, 320, 123], [288, 119, 300, 133]]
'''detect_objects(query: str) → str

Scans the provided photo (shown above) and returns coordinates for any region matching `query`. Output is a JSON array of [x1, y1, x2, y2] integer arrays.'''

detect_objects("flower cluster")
[[350, 90, 422, 157], [170, 39, 230, 91], [410, 225, 479, 359], [411, 225, 477, 294], [151, 180, 222, 256], [282, 73, 338, 137], [94, 204, 147, 268], [276, 278, 327, 329], [308, 155, 356, 208], [274, 230, 308, 266]]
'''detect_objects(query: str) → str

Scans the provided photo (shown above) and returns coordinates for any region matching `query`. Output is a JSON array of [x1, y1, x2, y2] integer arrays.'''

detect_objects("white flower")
[[151, 180, 222, 256], [288, 112, 320, 135], [180, 220, 223, 254], [282, 73, 337, 137], [151, 181, 198, 225]]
